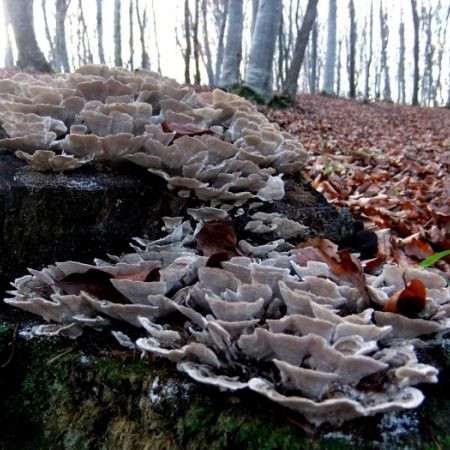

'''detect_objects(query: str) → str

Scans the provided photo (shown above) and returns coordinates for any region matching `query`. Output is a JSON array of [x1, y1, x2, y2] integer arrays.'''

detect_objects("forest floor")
[[265, 94, 450, 276]]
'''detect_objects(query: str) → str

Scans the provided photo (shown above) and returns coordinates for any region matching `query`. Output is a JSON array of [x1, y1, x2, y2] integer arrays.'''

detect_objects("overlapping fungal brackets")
[[0, 65, 307, 205], [5, 222, 450, 425]]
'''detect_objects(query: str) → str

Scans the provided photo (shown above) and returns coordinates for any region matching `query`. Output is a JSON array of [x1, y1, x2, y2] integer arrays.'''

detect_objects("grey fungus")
[[3, 64, 450, 426]]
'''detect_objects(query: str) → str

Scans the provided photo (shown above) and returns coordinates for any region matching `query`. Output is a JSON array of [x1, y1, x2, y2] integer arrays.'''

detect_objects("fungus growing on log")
[[2, 65, 450, 426]]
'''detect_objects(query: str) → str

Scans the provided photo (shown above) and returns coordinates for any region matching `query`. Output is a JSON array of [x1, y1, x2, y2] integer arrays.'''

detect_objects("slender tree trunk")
[[398, 21, 406, 104], [96, 0, 105, 64], [55, 0, 71, 72], [282, 0, 319, 101], [193, 0, 201, 85], [411, 0, 420, 106], [151, 0, 161, 72], [336, 38, 342, 96], [244, 0, 283, 102], [136, 0, 150, 69], [78, 0, 93, 64], [220, 0, 243, 89], [5, 0, 52, 71], [309, 21, 318, 94], [201, 0, 214, 85], [379, 1, 391, 101], [422, 6, 433, 106], [213, 0, 229, 85], [348, 0, 356, 98], [41, 0, 56, 66], [114, 0, 123, 66], [364, 0, 373, 99], [3, 5, 14, 68], [277, 13, 285, 91], [128, 0, 134, 70], [323, 0, 336, 94], [184, 0, 192, 84]]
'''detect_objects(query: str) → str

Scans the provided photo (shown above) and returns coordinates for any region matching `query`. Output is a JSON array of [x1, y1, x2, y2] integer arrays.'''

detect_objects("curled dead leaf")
[[384, 279, 426, 318]]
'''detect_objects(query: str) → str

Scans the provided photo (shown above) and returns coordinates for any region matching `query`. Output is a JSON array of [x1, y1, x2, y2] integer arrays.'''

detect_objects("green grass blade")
[[419, 249, 450, 267]]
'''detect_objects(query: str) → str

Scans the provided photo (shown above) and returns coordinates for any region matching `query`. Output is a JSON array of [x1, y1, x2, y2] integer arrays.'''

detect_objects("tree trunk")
[[220, 0, 243, 90], [309, 22, 318, 94], [244, 0, 283, 103], [411, 0, 420, 106], [96, 0, 105, 64], [282, 0, 318, 102], [213, 0, 229, 86], [5, 0, 52, 72], [201, 0, 214, 86], [184, 0, 192, 84], [136, 0, 150, 69], [193, 0, 201, 85], [250, 0, 259, 37], [3, 3, 14, 68], [114, 0, 123, 66], [364, 0, 373, 100], [151, 0, 161, 72], [129, 0, 134, 70], [379, 1, 391, 101], [348, 0, 356, 98], [323, 0, 336, 94], [55, 0, 71, 73], [398, 21, 406, 104]]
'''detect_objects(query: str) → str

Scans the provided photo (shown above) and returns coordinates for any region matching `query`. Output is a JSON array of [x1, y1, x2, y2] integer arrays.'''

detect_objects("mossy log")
[[1, 324, 450, 450]]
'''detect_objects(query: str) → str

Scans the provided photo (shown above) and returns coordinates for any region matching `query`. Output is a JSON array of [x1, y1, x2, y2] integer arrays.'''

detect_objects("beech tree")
[[55, 0, 71, 72], [96, 0, 105, 64], [114, 0, 123, 66], [323, 0, 337, 94], [348, 0, 356, 98], [5, 0, 52, 71], [220, 0, 243, 89], [244, 0, 283, 102], [282, 0, 319, 101], [411, 0, 420, 106], [379, 1, 391, 101]]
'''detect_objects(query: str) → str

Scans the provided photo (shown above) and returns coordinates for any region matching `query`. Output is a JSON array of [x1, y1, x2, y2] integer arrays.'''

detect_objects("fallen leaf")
[[196, 221, 240, 257], [161, 120, 215, 138], [384, 279, 426, 318]]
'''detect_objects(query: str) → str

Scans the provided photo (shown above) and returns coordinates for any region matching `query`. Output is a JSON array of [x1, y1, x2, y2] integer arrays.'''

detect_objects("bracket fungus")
[[2, 65, 450, 427]]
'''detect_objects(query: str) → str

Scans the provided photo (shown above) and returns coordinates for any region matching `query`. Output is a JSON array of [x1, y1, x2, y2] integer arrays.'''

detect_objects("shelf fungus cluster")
[[5, 219, 450, 425], [2, 65, 450, 426], [0, 65, 307, 205]]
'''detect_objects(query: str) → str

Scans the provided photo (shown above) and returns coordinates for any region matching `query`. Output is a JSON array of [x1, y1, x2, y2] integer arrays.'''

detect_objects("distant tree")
[[183, 0, 192, 84], [136, 0, 150, 69], [364, 0, 374, 99], [398, 20, 406, 104], [282, 0, 318, 101], [323, 0, 337, 94], [220, 0, 243, 90], [411, 0, 420, 106], [5, 0, 52, 71], [55, 0, 71, 72], [77, 0, 93, 65], [212, 0, 229, 85], [201, 0, 214, 85], [379, 0, 391, 101], [348, 0, 356, 98], [96, 0, 105, 64], [3, 3, 14, 68], [192, 0, 201, 85], [114, 0, 123, 66], [309, 21, 318, 94], [129, 0, 134, 70], [244, 0, 283, 102]]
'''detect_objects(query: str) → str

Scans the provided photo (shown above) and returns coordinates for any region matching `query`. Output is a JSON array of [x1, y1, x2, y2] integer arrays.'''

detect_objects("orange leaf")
[[384, 279, 426, 318]]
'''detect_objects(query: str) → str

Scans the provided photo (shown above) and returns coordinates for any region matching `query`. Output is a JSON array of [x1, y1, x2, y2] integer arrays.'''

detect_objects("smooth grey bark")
[[282, 0, 318, 101], [250, 0, 259, 37], [201, 0, 214, 85], [364, 0, 373, 99], [136, 0, 150, 69], [323, 0, 337, 94], [421, 5, 434, 106], [114, 0, 123, 66], [151, 0, 161, 72], [309, 22, 318, 94], [3, 3, 14, 67], [348, 0, 356, 98], [411, 0, 419, 106], [5, 0, 52, 71], [183, 0, 191, 84], [55, 0, 71, 72], [41, 0, 56, 66], [129, 0, 134, 70], [379, 1, 391, 101], [193, 0, 201, 85], [213, 0, 229, 85], [244, 0, 283, 102], [220, 0, 243, 89], [398, 21, 406, 104], [336, 38, 342, 96], [96, 0, 105, 64]]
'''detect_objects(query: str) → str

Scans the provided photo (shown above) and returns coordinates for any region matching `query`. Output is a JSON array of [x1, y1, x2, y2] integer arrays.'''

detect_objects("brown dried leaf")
[[384, 279, 426, 318], [196, 221, 240, 257], [161, 120, 215, 138]]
